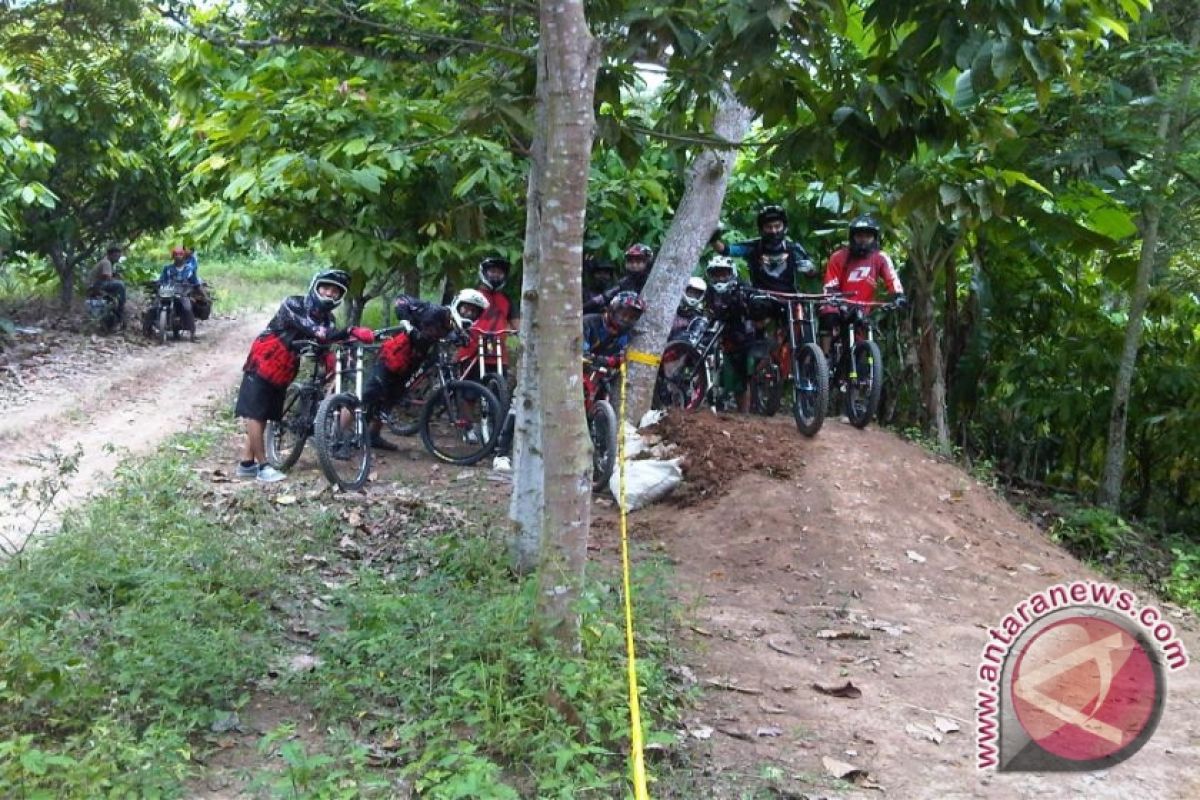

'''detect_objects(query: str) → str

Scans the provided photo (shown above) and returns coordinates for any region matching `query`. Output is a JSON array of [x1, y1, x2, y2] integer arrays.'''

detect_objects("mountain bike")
[[312, 337, 376, 490], [372, 330, 502, 465], [583, 357, 619, 490], [653, 318, 735, 412], [754, 290, 831, 437], [264, 342, 333, 470], [827, 298, 896, 428]]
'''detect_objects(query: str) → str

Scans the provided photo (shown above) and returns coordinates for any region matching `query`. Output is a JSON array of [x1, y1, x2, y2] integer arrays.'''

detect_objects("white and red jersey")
[[823, 247, 903, 304]]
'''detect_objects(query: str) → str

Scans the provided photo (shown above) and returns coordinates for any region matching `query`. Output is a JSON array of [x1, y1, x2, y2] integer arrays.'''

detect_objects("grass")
[[0, 412, 693, 798]]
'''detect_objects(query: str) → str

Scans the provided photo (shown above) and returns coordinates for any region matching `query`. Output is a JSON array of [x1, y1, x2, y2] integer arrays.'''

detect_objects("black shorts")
[[235, 372, 288, 422]]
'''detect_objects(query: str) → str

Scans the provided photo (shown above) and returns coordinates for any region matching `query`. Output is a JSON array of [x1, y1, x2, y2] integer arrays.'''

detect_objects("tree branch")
[[315, 2, 533, 60]]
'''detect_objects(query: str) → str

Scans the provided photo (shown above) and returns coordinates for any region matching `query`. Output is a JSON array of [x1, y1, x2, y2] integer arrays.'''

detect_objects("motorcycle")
[[84, 288, 121, 334], [142, 281, 196, 344]]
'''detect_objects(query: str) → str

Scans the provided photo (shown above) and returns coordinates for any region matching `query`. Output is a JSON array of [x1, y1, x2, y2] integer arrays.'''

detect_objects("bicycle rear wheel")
[[314, 392, 372, 490], [419, 380, 502, 465], [750, 358, 782, 416], [589, 399, 618, 491], [265, 384, 313, 470], [845, 340, 883, 428], [791, 342, 829, 437]]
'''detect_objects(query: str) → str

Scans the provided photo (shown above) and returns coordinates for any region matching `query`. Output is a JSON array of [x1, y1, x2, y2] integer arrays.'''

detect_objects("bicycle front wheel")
[[314, 392, 372, 490], [589, 399, 618, 491], [419, 380, 502, 466], [265, 383, 313, 470], [845, 340, 883, 429], [792, 343, 829, 437], [383, 369, 432, 437]]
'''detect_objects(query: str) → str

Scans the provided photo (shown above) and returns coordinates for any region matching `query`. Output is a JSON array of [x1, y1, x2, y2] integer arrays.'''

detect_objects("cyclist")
[[455, 257, 515, 373], [711, 205, 817, 293], [581, 254, 618, 313], [669, 276, 709, 342], [820, 214, 906, 355], [362, 305, 456, 451], [234, 269, 373, 482], [704, 255, 757, 413]]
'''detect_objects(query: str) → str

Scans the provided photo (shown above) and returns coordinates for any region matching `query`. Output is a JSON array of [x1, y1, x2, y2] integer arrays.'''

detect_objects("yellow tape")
[[626, 349, 661, 368], [618, 360, 651, 800]]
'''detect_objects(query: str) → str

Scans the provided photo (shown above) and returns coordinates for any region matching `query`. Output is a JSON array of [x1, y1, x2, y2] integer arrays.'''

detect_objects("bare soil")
[[4, 321, 1197, 798]]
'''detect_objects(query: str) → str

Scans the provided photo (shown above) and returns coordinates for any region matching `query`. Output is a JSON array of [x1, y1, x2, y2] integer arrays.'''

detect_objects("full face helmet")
[[478, 256, 511, 291], [450, 288, 490, 331], [849, 214, 881, 257], [606, 290, 646, 332], [705, 255, 738, 294], [680, 276, 708, 312], [756, 205, 788, 245], [306, 269, 351, 312]]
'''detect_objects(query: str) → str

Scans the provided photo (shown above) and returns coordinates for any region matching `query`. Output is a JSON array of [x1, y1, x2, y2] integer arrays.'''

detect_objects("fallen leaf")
[[822, 756, 863, 780], [812, 680, 863, 699], [755, 726, 783, 738], [688, 725, 714, 740], [275, 494, 298, 505], [905, 722, 943, 744], [758, 698, 787, 714], [703, 679, 763, 695], [288, 654, 323, 673], [766, 636, 801, 656], [934, 716, 962, 734], [906, 550, 927, 563], [717, 726, 751, 740]]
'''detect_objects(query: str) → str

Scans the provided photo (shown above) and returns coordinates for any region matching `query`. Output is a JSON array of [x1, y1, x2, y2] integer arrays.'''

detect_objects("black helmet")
[[849, 214, 881, 256], [757, 205, 788, 232], [306, 269, 351, 312], [478, 256, 510, 290]]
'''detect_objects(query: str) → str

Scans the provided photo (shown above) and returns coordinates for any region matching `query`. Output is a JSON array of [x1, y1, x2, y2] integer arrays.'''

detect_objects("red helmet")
[[171, 246, 188, 258], [625, 243, 653, 262], [605, 290, 645, 332]]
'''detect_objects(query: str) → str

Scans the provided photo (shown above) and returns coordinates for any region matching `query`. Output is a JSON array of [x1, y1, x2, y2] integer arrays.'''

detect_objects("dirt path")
[[599, 412, 1200, 798], [0, 313, 264, 552]]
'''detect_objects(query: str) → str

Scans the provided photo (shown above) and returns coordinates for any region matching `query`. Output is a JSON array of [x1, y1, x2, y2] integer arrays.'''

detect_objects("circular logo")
[[1011, 613, 1162, 765]]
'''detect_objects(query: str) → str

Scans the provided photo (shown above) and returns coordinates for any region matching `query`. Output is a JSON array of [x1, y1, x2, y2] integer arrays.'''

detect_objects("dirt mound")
[[652, 409, 798, 505]]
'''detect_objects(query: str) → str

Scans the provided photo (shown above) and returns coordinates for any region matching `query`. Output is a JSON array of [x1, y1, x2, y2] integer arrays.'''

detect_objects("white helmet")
[[681, 276, 707, 311], [706, 255, 738, 294], [450, 288, 489, 331]]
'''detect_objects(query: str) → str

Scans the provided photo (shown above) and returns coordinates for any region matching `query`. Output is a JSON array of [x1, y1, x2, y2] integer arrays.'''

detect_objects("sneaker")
[[492, 455, 512, 473], [370, 433, 399, 451], [235, 462, 259, 479], [256, 465, 287, 483]]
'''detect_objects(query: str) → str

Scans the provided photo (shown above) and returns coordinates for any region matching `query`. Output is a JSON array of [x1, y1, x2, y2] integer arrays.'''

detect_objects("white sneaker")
[[465, 429, 481, 445], [256, 465, 287, 483], [235, 462, 259, 479], [492, 455, 512, 473]]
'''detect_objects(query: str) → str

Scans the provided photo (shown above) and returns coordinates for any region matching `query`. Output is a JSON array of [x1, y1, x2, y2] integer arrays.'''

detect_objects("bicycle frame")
[[458, 328, 517, 383], [829, 299, 887, 382]]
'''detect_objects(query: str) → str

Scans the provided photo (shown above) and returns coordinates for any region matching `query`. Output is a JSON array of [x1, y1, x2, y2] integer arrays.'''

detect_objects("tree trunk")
[[906, 216, 952, 452], [508, 0, 601, 652], [51, 245, 75, 309], [1099, 20, 1199, 510], [624, 89, 754, 422]]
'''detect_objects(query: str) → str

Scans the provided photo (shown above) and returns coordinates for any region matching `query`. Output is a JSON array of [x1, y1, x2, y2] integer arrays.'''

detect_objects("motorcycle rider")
[[150, 246, 204, 337], [234, 269, 374, 482], [89, 244, 127, 328]]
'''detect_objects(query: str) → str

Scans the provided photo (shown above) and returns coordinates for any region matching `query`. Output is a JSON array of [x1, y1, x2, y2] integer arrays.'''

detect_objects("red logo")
[[1012, 617, 1157, 762]]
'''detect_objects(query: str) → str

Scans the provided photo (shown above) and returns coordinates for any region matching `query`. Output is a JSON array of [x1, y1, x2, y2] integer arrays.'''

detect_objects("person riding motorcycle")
[[88, 244, 127, 329], [148, 246, 207, 336]]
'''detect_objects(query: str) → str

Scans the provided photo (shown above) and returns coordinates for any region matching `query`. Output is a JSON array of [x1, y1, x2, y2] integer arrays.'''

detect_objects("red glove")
[[606, 356, 621, 369], [349, 326, 374, 344]]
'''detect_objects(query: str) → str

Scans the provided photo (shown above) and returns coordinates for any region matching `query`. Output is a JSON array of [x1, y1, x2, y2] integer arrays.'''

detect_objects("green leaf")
[[342, 137, 369, 156], [953, 70, 976, 110], [224, 172, 256, 200], [999, 170, 1051, 195], [349, 168, 382, 194]]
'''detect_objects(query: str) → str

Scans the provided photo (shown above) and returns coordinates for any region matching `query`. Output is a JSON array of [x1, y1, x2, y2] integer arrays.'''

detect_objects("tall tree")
[[2, 2, 181, 305], [1100, 4, 1200, 509], [509, 0, 602, 648]]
